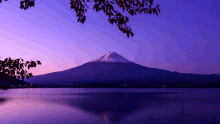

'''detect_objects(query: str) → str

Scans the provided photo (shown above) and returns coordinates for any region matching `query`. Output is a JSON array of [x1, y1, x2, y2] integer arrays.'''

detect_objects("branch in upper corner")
[[0, 0, 160, 38]]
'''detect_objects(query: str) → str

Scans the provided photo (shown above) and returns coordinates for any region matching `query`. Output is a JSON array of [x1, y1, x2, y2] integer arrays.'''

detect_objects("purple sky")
[[0, 0, 220, 76]]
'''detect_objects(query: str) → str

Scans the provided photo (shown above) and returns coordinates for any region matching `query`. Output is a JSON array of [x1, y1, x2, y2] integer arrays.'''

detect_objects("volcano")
[[25, 52, 220, 85], [89, 52, 132, 63]]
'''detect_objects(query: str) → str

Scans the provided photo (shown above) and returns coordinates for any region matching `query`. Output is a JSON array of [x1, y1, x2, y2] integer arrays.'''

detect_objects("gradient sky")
[[0, 0, 220, 76]]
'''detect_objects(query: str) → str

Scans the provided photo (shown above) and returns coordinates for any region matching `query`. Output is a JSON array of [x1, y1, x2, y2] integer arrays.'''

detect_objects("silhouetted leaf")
[[26, 75, 29, 79], [149, 9, 152, 14], [28, 65, 31, 69], [149, 0, 153, 5], [28, 73, 33, 77], [157, 7, 160, 13], [36, 60, 41, 65], [125, 16, 129, 22]]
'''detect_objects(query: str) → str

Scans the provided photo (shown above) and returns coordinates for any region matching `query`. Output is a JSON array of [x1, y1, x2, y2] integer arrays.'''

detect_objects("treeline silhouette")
[[8, 82, 220, 88]]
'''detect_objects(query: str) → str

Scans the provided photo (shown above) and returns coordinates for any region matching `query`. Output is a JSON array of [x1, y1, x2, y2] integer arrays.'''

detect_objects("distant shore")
[[4, 82, 220, 89]]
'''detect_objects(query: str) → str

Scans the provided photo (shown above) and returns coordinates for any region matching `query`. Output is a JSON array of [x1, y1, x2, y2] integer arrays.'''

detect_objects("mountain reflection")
[[1, 88, 219, 124], [56, 92, 179, 124]]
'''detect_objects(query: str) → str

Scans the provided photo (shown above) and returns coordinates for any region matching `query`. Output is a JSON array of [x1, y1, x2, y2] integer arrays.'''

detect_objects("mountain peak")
[[89, 52, 133, 63]]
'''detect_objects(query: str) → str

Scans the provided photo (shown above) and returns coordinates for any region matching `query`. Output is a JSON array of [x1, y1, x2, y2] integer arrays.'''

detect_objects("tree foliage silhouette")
[[0, 0, 160, 38], [0, 57, 41, 88]]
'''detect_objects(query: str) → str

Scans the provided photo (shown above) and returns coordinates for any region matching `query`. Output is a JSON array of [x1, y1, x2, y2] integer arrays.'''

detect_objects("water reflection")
[[56, 92, 182, 124], [0, 98, 100, 124], [0, 88, 220, 124]]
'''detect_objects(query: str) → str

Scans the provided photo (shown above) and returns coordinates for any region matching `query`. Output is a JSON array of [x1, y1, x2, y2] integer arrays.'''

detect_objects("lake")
[[0, 88, 220, 124]]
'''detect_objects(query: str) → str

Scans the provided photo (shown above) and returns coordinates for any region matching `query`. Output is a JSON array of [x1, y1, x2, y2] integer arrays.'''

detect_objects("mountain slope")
[[25, 62, 220, 84], [24, 52, 220, 85]]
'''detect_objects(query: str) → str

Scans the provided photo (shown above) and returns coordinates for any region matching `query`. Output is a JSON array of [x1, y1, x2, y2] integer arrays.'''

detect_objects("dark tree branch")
[[0, 57, 41, 82], [0, 0, 160, 38]]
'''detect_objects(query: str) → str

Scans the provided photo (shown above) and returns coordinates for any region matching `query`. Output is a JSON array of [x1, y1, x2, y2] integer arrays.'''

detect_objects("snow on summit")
[[89, 52, 133, 63]]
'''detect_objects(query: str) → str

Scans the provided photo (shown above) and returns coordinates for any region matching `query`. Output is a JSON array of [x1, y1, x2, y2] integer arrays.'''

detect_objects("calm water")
[[0, 88, 220, 124]]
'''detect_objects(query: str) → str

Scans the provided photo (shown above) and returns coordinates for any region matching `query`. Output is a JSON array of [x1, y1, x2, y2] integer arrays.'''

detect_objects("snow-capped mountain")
[[24, 52, 220, 85], [89, 52, 132, 63]]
